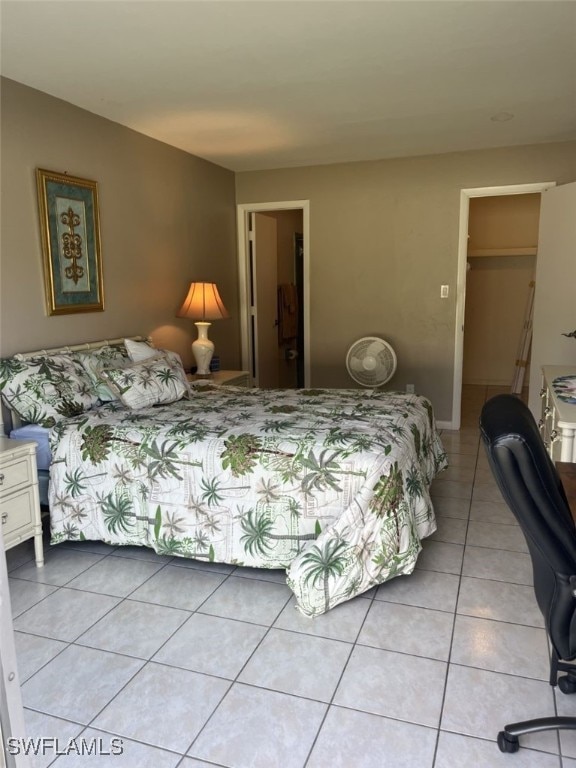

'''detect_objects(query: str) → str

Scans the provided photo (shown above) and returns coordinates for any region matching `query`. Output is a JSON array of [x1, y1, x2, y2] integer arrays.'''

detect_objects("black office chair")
[[479, 393, 576, 753]]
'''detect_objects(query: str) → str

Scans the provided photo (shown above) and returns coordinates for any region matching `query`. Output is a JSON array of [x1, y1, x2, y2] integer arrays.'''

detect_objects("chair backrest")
[[479, 394, 576, 661]]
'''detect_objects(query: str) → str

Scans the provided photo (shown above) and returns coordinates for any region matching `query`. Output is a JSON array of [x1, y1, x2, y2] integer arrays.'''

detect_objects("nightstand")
[[0, 437, 44, 566], [188, 370, 251, 387]]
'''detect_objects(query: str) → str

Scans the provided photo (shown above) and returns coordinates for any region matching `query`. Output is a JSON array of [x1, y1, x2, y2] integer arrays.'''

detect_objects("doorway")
[[237, 201, 310, 388], [463, 194, 540, 388], [452, 182, 556, 430]]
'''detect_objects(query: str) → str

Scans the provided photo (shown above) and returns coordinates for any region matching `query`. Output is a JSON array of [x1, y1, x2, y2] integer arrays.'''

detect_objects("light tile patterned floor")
[[6, 385, 576, 767]]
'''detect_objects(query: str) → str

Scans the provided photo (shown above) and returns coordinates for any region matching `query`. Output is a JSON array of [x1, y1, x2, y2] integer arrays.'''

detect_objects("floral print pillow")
[[73, 345, 131, 402], [123, 339, 190, 390], [100, 356, 189, 410], [0, 354, 100, 427]]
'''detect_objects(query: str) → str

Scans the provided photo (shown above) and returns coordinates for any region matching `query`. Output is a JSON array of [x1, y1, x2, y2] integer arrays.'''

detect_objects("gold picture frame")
[[36, 168, 104, 315]]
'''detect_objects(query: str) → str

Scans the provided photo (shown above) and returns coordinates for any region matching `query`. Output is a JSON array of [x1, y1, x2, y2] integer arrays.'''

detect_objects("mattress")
[[10, 424, 52, 471]]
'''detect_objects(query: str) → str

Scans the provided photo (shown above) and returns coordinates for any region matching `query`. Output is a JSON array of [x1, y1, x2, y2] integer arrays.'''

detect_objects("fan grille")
[[346, 337, 397, 387]]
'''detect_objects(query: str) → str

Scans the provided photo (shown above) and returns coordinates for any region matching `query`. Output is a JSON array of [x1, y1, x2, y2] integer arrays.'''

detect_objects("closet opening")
[[463, 194, 541, 397]]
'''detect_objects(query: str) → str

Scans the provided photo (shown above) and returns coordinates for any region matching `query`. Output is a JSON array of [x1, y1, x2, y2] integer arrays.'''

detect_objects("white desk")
[[540, 366, 576, 463]]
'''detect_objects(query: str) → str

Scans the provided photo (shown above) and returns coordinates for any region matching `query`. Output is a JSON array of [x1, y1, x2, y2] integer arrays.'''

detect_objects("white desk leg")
[[560, 427, 576, 463], [31, 485, 43, 567], [33, 531, 44, 567]]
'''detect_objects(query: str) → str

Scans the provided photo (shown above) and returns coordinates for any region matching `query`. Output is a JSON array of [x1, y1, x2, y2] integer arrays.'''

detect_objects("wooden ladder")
[[511, 277, 536, 394]]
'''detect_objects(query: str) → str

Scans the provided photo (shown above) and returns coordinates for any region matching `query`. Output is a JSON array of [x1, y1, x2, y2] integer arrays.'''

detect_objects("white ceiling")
[[2, 0, 575, 172]]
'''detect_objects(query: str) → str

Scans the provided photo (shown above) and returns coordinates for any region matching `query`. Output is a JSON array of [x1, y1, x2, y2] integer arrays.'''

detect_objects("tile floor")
[[6, 385, 576, 767]]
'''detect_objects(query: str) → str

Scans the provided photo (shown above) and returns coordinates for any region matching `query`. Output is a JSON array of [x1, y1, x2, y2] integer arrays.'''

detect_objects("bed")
[[0, 337, 447, 616]]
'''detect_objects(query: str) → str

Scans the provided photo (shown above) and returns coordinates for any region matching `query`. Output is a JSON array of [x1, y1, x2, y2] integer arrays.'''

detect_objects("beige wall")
[[236, 142, 576, 421], [0, 78, 239, 371]]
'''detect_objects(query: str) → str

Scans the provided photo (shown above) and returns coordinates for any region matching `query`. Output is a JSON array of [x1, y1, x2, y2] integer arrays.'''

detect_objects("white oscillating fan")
[[346, 337, 397, 387]]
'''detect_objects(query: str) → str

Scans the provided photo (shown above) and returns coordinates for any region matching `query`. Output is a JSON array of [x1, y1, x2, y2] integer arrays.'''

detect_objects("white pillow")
[[124, 338, 160, 362]]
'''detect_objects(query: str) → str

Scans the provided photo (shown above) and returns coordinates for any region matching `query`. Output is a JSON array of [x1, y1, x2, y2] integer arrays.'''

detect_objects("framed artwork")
[[36, 168, 104, 315]]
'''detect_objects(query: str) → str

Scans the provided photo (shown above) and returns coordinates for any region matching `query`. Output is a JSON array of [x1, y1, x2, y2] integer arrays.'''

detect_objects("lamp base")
[[192, 322, 214, 376]]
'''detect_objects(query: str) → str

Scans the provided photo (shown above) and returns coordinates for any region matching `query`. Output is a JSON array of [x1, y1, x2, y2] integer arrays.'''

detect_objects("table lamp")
[[177, 282, 229, 376]]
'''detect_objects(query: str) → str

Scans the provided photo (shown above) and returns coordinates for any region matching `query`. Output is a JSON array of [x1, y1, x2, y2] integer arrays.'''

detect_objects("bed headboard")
[[1, 335, 151, 435]]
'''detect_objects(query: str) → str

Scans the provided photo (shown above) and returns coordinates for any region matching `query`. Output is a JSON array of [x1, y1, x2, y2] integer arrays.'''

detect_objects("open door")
[[528, 181, 576, 417]]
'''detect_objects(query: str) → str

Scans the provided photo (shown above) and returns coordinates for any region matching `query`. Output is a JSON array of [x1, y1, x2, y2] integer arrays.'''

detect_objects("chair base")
[[498, 717, 576, 753], [558, 674, 576, 694], [550, 648, 576, 690]]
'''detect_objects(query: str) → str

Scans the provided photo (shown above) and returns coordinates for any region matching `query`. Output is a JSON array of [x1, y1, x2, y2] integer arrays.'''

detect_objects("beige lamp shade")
[[177, 282, 229, 376], [177, 282, 229, 321]]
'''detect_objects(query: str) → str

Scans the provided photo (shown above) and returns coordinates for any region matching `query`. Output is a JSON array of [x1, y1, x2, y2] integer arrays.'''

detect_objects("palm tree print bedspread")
[[48, 386, 447, 615]]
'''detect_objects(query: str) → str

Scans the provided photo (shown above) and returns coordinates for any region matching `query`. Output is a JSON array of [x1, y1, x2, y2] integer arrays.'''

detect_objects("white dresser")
[[539, 366, 576, 463], [0, 437, 44, 566]]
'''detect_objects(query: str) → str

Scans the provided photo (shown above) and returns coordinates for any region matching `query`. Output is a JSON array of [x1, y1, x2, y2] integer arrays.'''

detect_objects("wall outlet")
[[406, 383, 415, 394]]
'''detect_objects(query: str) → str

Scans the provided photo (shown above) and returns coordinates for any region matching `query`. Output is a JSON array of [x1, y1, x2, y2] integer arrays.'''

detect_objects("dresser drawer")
[[0, 487, 35, 540], [0, 438, 44, 565], [0, 454, 35, 495]]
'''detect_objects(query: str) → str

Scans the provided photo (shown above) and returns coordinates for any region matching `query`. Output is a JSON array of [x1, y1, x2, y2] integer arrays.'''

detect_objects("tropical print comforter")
[[48, 386, 447, 615]]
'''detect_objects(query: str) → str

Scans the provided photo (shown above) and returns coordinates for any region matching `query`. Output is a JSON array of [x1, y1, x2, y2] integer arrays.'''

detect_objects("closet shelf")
[[468, 247, 538, 258]]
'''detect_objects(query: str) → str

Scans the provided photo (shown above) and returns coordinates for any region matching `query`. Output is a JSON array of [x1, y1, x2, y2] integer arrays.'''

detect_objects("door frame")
[[237, 200, 310, 387], [452, 181, 556, 430], [0, 540, 29, 768]]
